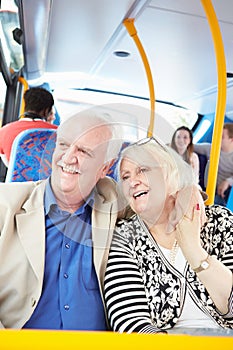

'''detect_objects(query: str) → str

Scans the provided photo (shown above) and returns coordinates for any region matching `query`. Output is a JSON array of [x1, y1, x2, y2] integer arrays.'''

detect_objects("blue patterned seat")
[[5, 128, 57, 182], [106, 141, 130, 180]]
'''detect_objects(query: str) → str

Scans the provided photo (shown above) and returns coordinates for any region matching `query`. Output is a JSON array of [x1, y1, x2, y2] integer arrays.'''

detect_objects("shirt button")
[[31, 298, 36, 307], [64, 273, 68, 279], [64, 304, 70, 310], [65, 243, 70, 249]]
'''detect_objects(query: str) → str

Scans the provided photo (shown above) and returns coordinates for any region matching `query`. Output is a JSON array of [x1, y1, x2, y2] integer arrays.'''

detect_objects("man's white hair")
[[58, 109, 123, 163]]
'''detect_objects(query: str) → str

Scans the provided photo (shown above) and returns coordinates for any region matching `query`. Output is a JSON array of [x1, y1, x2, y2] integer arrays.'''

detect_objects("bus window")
[[52, 88, 198, 144], [0, 73, 7, 126], [0, 0, 24, 72]]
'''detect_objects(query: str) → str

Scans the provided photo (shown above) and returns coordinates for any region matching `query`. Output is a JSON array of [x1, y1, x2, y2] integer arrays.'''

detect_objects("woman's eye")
[[121, 174, 129, 181]]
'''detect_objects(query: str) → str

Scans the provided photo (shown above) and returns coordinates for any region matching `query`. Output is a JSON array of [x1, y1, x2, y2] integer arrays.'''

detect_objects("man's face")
[[51, 122, 111, 207], [221, 128, 233, 152]]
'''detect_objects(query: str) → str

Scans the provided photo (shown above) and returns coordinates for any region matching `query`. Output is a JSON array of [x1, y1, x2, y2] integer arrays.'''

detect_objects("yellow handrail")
[[123, 18, 155, 137], [0, 329, 232, 350], [18, 76, 29, 115], [200, 0, 227, 205]]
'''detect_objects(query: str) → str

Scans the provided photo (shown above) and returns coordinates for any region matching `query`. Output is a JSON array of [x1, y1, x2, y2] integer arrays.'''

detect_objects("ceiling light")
[[113, 50, 130, 58]]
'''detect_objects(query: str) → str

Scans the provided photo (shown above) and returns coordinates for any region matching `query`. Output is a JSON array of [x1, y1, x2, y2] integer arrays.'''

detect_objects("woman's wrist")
[[182, 246, 208, 268]]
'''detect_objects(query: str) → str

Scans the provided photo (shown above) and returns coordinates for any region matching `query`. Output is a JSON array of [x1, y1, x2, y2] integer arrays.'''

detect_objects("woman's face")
[[174, 129, 191, 152], [120, 156, 167, 225]]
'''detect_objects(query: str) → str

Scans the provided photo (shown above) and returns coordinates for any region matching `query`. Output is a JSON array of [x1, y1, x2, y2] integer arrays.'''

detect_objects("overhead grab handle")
[[123, 18, 155, 137]]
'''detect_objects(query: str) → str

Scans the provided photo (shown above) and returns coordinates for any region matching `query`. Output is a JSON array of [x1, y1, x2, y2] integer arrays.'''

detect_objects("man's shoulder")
[[40, 121, 58, 129], [96, 176, 118, 201], [0, 120, 19, 132], [0, 180, 45, 206], [194, 142, 211, 149]]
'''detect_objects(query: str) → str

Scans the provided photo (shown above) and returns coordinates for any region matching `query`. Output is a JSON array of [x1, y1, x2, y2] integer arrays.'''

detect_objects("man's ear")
[[99, 159, 116, 179], [39, 108, 49, 118]]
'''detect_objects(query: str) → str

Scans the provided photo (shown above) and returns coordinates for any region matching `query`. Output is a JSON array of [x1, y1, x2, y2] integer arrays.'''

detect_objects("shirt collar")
[[44, 178, 95, 216]]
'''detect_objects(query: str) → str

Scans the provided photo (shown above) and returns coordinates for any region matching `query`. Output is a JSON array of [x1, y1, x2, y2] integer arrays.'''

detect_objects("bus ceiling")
[[1, 0, 233, 118]]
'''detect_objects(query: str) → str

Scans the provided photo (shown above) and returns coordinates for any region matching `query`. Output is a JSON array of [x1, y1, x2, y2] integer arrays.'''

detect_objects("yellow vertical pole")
[[18, 77, 29, 115], [200, 0, 227, 205], [123, 18, 155, 137]]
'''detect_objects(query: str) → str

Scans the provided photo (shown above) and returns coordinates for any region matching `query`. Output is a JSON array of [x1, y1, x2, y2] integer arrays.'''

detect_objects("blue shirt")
[[23, 179, 107, 330]]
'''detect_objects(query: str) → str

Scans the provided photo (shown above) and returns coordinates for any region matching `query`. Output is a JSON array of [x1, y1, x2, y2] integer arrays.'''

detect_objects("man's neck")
[[56, 197, 85, 213]]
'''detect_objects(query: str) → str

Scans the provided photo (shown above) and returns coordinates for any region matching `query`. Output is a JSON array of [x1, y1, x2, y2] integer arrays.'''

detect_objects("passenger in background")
[[104, 138, 233, 334], [170, 126, 199, 183], [0, 110, 122, 330], [0, 87, 58, 167], [46, 107, 56, 124], [194, 123, 233, 206]]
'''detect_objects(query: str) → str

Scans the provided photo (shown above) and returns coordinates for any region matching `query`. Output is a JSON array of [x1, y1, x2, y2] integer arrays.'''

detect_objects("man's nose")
[[63, 145, 78, 163]]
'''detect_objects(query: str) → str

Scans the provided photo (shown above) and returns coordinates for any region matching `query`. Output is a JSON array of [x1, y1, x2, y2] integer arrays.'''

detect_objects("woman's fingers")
[[167, 185, 207, 233]]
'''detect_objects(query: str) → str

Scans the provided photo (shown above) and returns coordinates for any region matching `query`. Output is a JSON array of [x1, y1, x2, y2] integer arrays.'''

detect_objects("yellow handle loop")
[[201, 0, 227, 205], [123, 18, 155, 137]]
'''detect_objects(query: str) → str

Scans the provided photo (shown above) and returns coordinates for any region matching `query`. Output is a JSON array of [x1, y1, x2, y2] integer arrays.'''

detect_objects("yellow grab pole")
[[18, 76, 29, 115], [123, 18, 155, 137], [201, 0, 227, 205]]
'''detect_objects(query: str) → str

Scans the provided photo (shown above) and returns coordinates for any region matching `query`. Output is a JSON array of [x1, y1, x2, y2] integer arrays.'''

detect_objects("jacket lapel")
[[92, 178, 118, 286], [16, 182, 46, 283], [92, 198, 113, 275]]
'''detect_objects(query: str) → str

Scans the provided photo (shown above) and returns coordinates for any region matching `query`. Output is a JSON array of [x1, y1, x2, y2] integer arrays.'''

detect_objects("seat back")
[[106, 141, 130, 180], [226, 186, 233, 211], [5, 128, 57, 182]]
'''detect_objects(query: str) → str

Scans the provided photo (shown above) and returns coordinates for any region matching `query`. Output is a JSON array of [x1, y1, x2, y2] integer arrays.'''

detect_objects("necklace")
[[169, 239, 179, 265]]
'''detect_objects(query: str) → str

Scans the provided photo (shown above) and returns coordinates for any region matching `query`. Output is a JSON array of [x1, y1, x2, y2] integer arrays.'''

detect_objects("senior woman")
[[104, 137, 233, 334]]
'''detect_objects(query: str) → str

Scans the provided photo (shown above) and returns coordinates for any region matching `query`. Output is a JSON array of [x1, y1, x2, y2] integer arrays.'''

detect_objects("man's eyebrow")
[[57, 136, 95, 156], [77, 144, 95, 157]]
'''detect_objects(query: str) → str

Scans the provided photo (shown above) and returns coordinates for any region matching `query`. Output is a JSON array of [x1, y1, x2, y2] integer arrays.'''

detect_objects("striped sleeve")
[[104, 228, 163, 334]]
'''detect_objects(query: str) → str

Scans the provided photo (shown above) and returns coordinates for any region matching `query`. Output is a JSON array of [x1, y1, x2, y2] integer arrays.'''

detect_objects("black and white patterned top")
[[104, 205, 233, 333]]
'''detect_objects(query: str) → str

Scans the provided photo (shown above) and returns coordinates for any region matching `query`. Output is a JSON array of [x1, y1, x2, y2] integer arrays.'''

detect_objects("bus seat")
[[107, 141, 130, 181], [197, 153, 208, 190], [5, 129, 57, 182], [226, 186, 233, 211]]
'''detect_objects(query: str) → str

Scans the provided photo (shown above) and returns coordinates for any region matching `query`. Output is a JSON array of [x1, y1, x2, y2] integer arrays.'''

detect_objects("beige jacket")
[[0, 177, 118, 329]]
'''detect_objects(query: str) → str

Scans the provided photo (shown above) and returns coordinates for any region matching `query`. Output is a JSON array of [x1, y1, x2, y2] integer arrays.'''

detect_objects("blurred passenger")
[[194, 123, 233, 206], [46, 107, 56, 124], [104, 137, 233, 333], [170, 126, 199, 183], [0, 87, 58, 167], [0, 110, 122, 330]]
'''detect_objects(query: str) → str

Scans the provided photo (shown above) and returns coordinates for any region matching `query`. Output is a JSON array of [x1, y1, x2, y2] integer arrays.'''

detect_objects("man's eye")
[[59, 142, 68, 148], [79, 148, 92, 157], [81, 149, 88, 154], [139, 167, 148, 173]]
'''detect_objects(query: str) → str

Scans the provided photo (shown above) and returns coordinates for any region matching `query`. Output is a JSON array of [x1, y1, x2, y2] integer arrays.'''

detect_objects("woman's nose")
[[129, 174, 141, 187]]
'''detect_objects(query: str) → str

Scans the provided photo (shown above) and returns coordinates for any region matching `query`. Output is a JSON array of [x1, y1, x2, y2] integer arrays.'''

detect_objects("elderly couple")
[[0, 109, 233, 333]]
